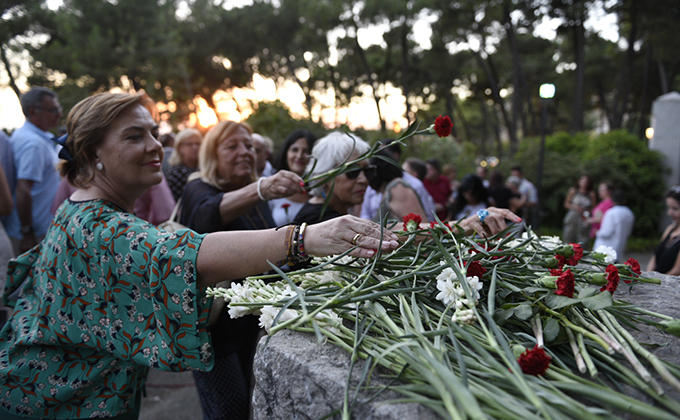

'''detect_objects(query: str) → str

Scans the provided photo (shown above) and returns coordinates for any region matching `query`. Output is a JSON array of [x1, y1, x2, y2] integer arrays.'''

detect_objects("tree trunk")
[[351, 25, 386, 133], [400, 20, 412, 127], [636, 45, 652, 139], [503, 1, 528, 138], [570, 5, 586, 133], [474, 51, 517, 151], [610, 0, 638, 130], [657, 58, 669, 94], [454, 99, 471, 142], [0, 45, 21, 99], [444, 93, 458, 139]]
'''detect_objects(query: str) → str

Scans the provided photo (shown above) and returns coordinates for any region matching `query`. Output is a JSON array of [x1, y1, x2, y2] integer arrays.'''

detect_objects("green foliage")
[[581, 130, 667, 237], [404, 135, 479, 178], [545, 131, 590, 159], [244, 100, 325, 150], [511, 130, 666, 239]]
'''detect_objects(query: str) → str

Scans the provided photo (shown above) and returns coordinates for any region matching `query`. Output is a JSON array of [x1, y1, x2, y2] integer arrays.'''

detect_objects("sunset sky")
[[0, 1, 617, 134]]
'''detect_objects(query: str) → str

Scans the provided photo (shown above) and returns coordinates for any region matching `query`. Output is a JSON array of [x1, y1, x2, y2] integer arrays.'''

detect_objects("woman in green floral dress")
[[0, 92, 401, 420]]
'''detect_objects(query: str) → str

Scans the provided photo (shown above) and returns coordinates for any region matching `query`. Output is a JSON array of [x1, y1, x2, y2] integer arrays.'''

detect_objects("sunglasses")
[[345, 164, 377, 180], [34, 106, 63, 115]]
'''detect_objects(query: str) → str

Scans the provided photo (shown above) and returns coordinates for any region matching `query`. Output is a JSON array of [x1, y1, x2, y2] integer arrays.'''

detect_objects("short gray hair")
[[306, 131, 370, 197], [20, 87, 58, 117]]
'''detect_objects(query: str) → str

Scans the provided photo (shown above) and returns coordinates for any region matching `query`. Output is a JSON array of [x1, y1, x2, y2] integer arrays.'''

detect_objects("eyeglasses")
[[345, 164, 377, 180], [34, 106, 63, 115]]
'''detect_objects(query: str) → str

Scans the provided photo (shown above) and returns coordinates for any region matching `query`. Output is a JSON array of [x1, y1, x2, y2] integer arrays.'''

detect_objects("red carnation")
[[554, 255, 566, 270], [403, 213, 422, 231], [600, 264, 620, 293], [555, 269, 575, 298], [281, 203, 291, 209], [465, 261, 487, 278], [549, 268, 563, 276], [518, 345, 552, 376], [434, 115, 453, 138], [625, 258, 641, 276], [567, 243, 583, 266]]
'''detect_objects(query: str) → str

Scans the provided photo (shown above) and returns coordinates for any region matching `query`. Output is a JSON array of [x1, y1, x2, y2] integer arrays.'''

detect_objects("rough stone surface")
[[252, 272, 680, 420]]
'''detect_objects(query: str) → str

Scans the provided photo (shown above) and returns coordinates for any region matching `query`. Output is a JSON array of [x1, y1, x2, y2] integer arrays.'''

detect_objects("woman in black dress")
[[647, 185, 680, 275]]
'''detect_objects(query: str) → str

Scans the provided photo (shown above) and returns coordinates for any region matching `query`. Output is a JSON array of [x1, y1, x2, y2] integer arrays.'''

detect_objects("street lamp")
[[534, 83, 555, 231]]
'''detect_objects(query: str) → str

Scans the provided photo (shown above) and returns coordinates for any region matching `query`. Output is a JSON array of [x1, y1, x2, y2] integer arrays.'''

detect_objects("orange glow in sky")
[[0, 74, 409, 133]]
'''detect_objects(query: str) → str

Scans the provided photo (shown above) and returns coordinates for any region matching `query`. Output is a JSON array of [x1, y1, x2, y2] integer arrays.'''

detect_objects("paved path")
[[139, 369, 202, 420]]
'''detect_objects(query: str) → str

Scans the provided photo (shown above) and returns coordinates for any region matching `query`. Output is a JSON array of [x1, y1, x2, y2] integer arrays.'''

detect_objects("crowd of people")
[[0, 88, 518, 420], [0, 87, 678, 420]]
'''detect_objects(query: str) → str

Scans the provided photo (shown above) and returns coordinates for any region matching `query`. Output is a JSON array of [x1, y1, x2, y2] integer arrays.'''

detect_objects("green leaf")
[[544, 294, 577, 310], [513, 303, 534, 320], [543, 317, 560, 342], [581, 292, 614, 310], [493, 308, 514, 323], [577, 287, 597, 299]]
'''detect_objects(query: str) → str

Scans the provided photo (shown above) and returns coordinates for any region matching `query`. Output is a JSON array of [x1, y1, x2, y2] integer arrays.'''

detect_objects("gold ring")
[[351, 233, 362, 246]]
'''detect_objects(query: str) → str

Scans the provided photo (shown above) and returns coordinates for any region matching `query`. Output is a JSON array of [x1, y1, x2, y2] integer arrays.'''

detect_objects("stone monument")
[[649, 91, 680, 231], [252, 273, 680, 420]]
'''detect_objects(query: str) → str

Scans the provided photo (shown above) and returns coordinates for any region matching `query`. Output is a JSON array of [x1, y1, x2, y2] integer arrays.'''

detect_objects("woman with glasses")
[[647, 185, 680, 275], [178, 120, 314, 420], [0, 93, 399, 420], [293, 132, 372, 225]]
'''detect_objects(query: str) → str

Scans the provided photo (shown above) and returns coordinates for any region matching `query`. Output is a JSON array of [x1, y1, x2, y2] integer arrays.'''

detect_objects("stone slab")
[[252, 273, 680, 419]]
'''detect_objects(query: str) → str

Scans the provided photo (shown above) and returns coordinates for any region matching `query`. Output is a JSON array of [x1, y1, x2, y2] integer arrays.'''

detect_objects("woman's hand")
[[260, 170, 306, 200], [457, 207, 522, 236], [304, 215, 400, 259]]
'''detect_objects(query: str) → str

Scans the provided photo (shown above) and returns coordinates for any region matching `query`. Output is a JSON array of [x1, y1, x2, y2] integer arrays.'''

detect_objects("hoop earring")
[[96, 162, 104, 171]]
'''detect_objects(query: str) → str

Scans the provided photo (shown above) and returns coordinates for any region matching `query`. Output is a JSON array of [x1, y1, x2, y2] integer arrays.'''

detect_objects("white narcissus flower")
[[436, 266, 457, 283], [320, 270, 343, 284], [279, 286, 297, 299], [436, 278, 460, 306], [594, 245, 617, 264], [314, 310, 343, 335], [538, 235, 562, 250], [258, 306, 299, 333], [466, 276, 483, 300], [228, 302, 251, 319], [229, 282, 254, 300]]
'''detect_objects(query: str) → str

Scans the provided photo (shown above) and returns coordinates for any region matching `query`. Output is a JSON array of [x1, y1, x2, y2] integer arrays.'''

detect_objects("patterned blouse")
[[0, 199, 213, 419]]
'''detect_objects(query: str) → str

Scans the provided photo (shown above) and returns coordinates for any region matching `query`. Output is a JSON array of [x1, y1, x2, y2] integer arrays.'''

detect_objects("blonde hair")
[[191, 120, 254, 190], [60, 92, 157, 187], [168, 128, 202, 166]]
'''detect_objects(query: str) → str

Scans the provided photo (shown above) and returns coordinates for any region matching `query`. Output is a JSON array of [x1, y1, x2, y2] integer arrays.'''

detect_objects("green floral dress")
[[0, 199, 213, 419]]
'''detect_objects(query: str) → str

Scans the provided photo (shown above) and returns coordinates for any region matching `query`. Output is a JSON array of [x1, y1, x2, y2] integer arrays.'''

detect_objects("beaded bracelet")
[[288, 224, 311, 265], [297, 222, 308, 259]]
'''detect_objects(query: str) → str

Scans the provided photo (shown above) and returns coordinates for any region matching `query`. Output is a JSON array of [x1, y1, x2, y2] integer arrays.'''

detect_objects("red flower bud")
[[518, 345, 552, 376], [600, 264, 620, 293], [555, 269, 575, 298], [434, 115, 453, 138], [465, 261, 487, 278]]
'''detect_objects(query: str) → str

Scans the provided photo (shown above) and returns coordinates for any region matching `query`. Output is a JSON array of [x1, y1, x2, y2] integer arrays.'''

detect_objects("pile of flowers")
[[209, 214, 680, 419]]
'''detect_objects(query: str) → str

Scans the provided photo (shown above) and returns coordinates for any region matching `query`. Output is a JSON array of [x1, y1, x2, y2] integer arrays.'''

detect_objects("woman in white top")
[[269, 129, 317, 226]]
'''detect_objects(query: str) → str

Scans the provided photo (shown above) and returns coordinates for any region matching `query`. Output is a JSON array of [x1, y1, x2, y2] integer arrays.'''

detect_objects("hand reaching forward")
[[260, 170, 306, 200], [304, 215, 400, 259], [457, 207, 522, 236]]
